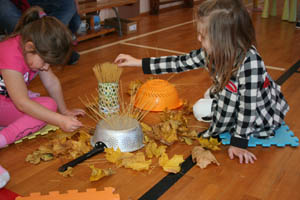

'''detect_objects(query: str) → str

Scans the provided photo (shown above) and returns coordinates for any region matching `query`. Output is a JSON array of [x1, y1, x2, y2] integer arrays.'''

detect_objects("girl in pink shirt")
[[0, 6, 85, 188]]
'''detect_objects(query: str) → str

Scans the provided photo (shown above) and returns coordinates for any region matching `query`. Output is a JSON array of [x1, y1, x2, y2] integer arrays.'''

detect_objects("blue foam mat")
[[219, 124, 299, 147]]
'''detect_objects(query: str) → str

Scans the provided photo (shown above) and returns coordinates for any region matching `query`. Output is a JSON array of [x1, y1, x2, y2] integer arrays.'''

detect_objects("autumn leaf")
[[159, 153, 184, 173], [144, 135, 150, 144], [60, 167, 73, 177], [40, 153, 54, 161], [89, 165, 115, 182], [140, 122, 153, 132], [25, 151, 54, 164], [121, 152, 152, 171], [55, 129, 76, 143], [182, 137, 193, 145], [105, 148, 152, 171], [25, 152, 41, 165], [197, 137, 221, 151], [38, 145, 53, 154], [26, 129, 92, 165], [192, 146, 220, 169], [104, 148, 123, 165], [145, 140, 167, 158]]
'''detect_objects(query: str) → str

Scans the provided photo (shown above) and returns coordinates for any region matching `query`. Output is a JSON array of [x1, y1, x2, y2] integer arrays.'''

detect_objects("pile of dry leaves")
[[25, 129, 92, 165], [24, 80, 222, 182]]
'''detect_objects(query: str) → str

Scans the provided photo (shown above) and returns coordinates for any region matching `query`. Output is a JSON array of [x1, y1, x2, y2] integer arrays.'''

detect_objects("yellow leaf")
[[140, 122, 153, 132], [89, 165, 115, 182], [188, 130, 198, 137], [78, 130, 91, 142], [143, 135, 150, 144], [121, 152, 152, 171], [38, 145, 53, 154], [104, 148, 123, 164], [56, 130, 75, 143], [182, 137, 193, 145], [59, 167, 73, 177], [40, 153, 54, 161], [197, 136, 221, 151], [159, 153, 184, 173], [145, 141, 167, 158], [25, 153, 41, 165]]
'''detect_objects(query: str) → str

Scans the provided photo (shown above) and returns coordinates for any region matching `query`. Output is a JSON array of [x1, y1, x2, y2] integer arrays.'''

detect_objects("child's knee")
[[36, 97, 57, 112], [45, 97, 57, 112]]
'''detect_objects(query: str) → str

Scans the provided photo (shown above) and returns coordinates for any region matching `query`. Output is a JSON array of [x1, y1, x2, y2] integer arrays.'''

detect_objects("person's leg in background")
[[69, 13, 81, 40], [0, 0, 22, 34]]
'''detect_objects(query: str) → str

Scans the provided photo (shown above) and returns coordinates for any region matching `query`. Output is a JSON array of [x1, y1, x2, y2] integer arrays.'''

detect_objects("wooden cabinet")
[[150, 0, 193, 15]]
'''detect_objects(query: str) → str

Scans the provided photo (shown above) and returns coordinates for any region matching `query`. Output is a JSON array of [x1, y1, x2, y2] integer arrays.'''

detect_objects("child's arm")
[[115, 49, 207, 75], [38, 69, 85, 117], [114, 54, 142, 67], [2, 69, 82, 132]]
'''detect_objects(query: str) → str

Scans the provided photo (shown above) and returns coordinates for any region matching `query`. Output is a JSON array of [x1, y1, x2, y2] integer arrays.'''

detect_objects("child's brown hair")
[[14, 6, 72, 65], [195, 0, 256, 93]]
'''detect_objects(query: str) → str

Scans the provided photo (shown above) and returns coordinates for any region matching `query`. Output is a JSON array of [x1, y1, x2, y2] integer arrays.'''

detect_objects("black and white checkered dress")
[[141, 46, 289, 148]]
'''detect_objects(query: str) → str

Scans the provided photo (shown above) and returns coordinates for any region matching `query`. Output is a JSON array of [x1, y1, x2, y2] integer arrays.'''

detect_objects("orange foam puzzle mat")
[[16, 187, 120, 200]]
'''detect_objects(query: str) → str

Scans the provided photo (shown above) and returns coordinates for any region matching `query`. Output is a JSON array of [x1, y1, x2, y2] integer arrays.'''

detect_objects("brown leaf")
[[192, 146, 220, 169]]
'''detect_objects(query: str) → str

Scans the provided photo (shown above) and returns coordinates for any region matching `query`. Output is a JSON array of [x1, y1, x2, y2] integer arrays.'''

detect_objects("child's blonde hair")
[[14, 6, 72, 65], [195, 0, 256, 93]]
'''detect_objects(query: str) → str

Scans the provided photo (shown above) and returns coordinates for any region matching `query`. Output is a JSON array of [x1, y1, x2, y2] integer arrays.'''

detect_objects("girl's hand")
[[228, 146, 257, 164], [61, 108, 85, 117], [59, 116, 83, 132], [114, 54, 142, 67]]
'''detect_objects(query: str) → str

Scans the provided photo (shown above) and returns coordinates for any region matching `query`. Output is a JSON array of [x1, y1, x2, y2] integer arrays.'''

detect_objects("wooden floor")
[[1, 1, 300, 199]]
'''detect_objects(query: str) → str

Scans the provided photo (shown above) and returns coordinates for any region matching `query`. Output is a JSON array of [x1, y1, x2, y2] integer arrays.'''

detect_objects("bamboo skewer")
[[81, 62, 156, 130], [167, 73, 177, 81], [93, 62, 123, 83], [80, 90, 154, 130]]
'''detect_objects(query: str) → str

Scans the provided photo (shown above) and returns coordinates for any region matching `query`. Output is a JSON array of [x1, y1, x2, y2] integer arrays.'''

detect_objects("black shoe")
[[68, 51, 80, 65], [296, 21, 300, 29]]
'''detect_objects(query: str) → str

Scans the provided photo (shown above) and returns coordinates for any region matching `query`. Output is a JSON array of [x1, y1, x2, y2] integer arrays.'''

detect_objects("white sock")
[[193, 98, 213, 122], [0, 165, 10, 188]]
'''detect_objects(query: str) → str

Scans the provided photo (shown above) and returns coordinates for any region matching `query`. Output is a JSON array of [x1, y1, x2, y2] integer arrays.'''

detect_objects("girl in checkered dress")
[[115, 0, 289, 164]]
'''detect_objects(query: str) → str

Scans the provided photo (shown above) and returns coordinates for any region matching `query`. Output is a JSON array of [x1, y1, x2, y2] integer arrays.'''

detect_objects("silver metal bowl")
[[91, 117, 144, 152]]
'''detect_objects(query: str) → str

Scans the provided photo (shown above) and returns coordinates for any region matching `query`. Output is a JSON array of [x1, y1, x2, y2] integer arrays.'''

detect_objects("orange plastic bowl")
[[134, 79, 183, 111]]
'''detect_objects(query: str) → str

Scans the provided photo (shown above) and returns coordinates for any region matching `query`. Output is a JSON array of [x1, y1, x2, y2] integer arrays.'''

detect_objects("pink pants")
[[0, 95, 57, 145]]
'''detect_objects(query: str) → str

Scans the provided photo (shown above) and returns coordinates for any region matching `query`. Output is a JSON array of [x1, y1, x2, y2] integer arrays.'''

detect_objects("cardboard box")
[[105, 17, 137, 34]]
